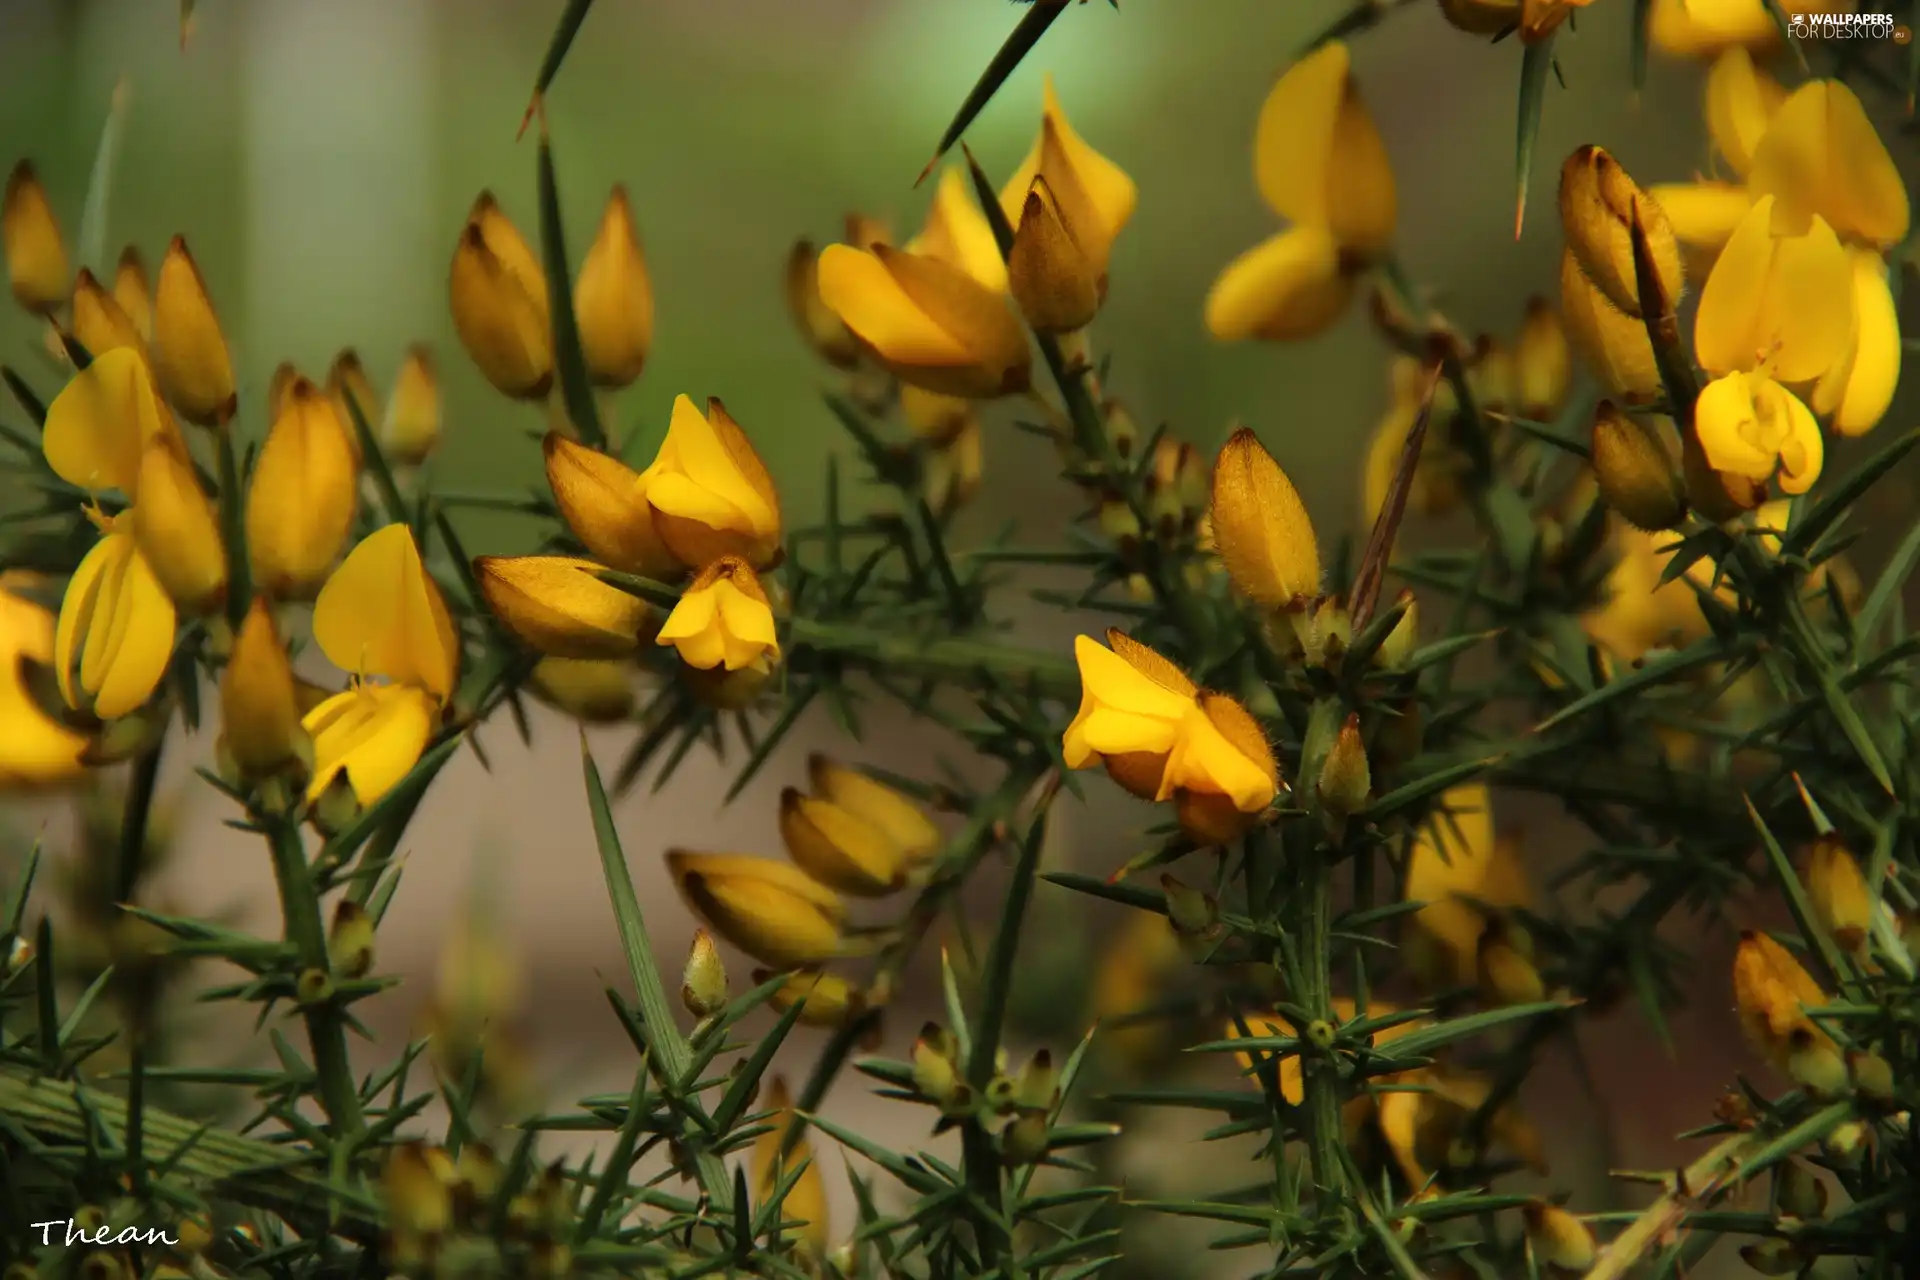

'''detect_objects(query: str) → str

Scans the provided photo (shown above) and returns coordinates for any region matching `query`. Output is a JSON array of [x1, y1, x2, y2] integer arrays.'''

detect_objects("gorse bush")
[[0, 1, 1917, 1276]]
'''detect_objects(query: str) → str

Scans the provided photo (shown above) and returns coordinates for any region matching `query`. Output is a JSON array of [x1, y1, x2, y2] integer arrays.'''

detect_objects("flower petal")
[[1205, 226, 1354, 343]]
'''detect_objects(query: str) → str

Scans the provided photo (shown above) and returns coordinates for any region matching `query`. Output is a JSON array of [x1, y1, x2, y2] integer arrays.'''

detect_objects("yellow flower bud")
[[1693, 370, 1823, 495], [1513, 296, 1572, 421], [0, 586, 88, 788], [1802, 835, 1872, 956], [1316, 712, 1371, 815], [779, 787, 909, 898], [267, 360, 298, 421], [1253, 42, 1396, 256], [681, 928, 729, 1017], [527, 655, 635, 724], [808, 755, 940, 864], [1008, 177, 1102, 335], [53, 529, 178, 720], [668, 851, 846, 970], [816, 243, 1032, 399], [3, 160, 68, 313], [1558, 249, 1661, 404], [1750, 78, 1909, 250], [246, 375, 359, 598], [785, 239, 862, 369], [1590, 403, 1685, 532], [542, 432, 680, 579], [1522, 1200, 1596, 1273], [328, 900, 375, 979], [383, 1142, 453, 1261], [1733, 929, 1846, 1094], [112, 246, 151, 340], [130, 433, 226, 613], [908, 165, 1008, 294], [1170, 692, 1280, 845], [1205, 225, 1355, 343], [220, 597, 307, 780], [912, 1024, 962, 1103], [70, 267, 146, 361], [448, 191, 552, 400], [1209, 426, 1321, 609], [639, 396, 784, 570], [476, 555, 655, 660], [655, 555, 780, 672], [751, 1077, 830, 1257], [1559, 145, 1684, 319], [1695, 196, 1853, 384], [756, 968, 870, 1028], [574, 185, 654, 388], [1375, 590, 1419, 667], [151, 236, 236, 427], [381, 344, 442, 466]]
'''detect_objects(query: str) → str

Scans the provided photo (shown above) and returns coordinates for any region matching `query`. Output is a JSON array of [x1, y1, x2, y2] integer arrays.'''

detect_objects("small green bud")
[[1848, 1049, 1896, 1107], [296, 967, 333, 1006], [327, 899, 375, 979], [1738, 1238, 1803, 1276], [1305, 1019, 1336, 1052], [1160, 873, 1219, 940], [1000, 1108, 1050, 1166], [1774, 1159, 1826, 1221], [1315, 712, 1371, 816], [1590, 402, 1684, 531], [1372, 590, 1418, 668], [985, 1074, 1018, 1113], [1014, 1049, 1057, 1111], [680, 928, 729, 1018]]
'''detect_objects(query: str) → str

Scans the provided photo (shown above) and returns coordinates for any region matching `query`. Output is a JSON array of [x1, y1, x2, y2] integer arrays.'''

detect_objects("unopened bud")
[[1682, 429, 1766, 523], [152, 235, 237, 427], [912, 1023, 961, 1104], [1774, 1159, 1827, 1220], [1590, 403, 1684, 532], [1802, 835, 1872, 957], [1097, 496, 1142, 550], [1787, 1025, 1849, 1097], [1316, 713, 1371, 816], [1000, 1108, 1051, 1166], [681, 928, 729, 1017], [1823, 1118, 1870, 1166], [1374, 591, 1418, 668], [1014, 1049, 1057, 1111], [1102, 397, 1140, 459], [1008, 177, 1101, 335], [1287, 596, 1353, 670], [3, 160, 68, 313], [1848, 1049, 1895, 1106], [1522, 1199, 1596, 1273], [296, 967, 333, 1006], [327, 900, 375, 979], [1160, 874, 1219, 941], [574, 185, 654, 388]]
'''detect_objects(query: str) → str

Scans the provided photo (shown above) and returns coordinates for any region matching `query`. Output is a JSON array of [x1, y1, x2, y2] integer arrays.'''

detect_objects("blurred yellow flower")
[[574, 185, 654, 389], [448, 191, 552, 401], [1708, 49, 1785, 180], [639, 396, 784, 570], [219, 596, 309, 781], [1694, 195, 1852, 385], [71, 268, 147, 362], [759, 968, 869, 1028], [0, 586, 88, 787], [381, 344, 442, 466], [1513, 297, 1572, 422], [779, 784, 909, 897], [909, 165, 1007, 294], [655, 555, 779, 672], [808, 754, 941, 864], [112, 247, 151, 340], [52, 525, 177, 721], [1750, 78, 1909, 250], [1649, 0, 1842, 59], [785, 240, 862, 369], [1209, 426, 1321, 609], [246, 374, 360, 599], [1090, 910, 1184, 1070], [1582, 523, 1714, 662], [1732, 929, 1846, 1094], [543, 432, 680, 580], [1363, 358, 1467, 523], [816, 242, 1032, 398], [1802, 835, 1871, 957], [1693, 369, 1823, 494], [526, 655, 635, 724], [3, 159, 68, 314], [41, 347, 179, 500], [129, 433, 226, 614], [668, 851, 846, 969], [1401, 783, 1530, 988], [475, 555, 655, 659], [751, 1077, 831, 1258], [151, 236, 236, 428]]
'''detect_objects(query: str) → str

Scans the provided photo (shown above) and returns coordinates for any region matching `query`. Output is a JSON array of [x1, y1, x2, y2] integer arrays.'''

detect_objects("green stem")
[[266, 819, 364, 1141], [1294, 837, 1346, 1206], [115, 739, 164, 905], [786, 617, 1078, 700]]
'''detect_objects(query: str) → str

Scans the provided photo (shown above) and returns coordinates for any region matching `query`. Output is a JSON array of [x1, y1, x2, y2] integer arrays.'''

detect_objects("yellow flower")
[[475, 554, 654, 659], [1707, 49, 1785, 180], [1649, 0, 1837, 58], [1164, 693, 1280, 844], [1649, 182, 1756, 283], [574, 185, 654, 388], [246, 374, 360, 599], [680, 928, 730, 1016], [1694, 195, 1853, 384], [655, 556, 780, 672], [1523, 1202, 1598, 1273], [448, 191, 552, 401], [807, 754, 941, 864], [1749, 78, 1909, 250], [1205, 226, 1355, 342], [1090, 911, 1184, 1070], [1581, 524, 1715, 662], [71, 268, 147, 361], [1559, 146, 1683, 319], [1558, 248, 1661, 405], [1401, 784, 1530, 988], [113, 246, 151, 340], [779, 786, 910, 898], [1589, 402, 1685, 532], [303, 524, 459, 805], [750, 1077, 831, 1258], [639, 396, 784, 570], [1008, 177, 1102, 335], [53, 526, 178, 720], [1802, 835, 1871, 956], [1208, 427, 1321, 609], [786, 240, 861, 369], [1693, 370, 1823, 494], [3, 160, 69, 313], [1062, 630, 1196, 794], [0, 586, 88, 787], [1811, 249, 1901, 439], [151, 236, 236, 427], [999, 76, 1136, 265], [816, 243, 1032, 398], [129, 433, 227, 614], [526, 655, 635, 724], [667, 851, 846, 969], [1513, 297, 1572, 422], [1254, 43, 1395, 257], [219, 596, 308, 780], [381, 344, 442, 466], [1732, 929, 1847, 1094], [543, 432, 680, 579], [41, 347, 180, 500], [908, 165, 1007, 294], [758, 969, 869, 1029]]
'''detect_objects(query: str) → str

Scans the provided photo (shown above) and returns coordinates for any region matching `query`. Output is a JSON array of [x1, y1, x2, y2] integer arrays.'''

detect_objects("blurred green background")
[[0, 0, 1710, 548]]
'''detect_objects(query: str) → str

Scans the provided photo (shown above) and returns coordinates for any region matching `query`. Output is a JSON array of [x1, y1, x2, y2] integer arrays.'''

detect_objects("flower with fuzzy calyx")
[[3, 160, 68, 313], [1693, 370, 1823, 495], [381, 344, 442, 466], [1162, 692, 1279, 844], [543, 432, 680, 580], [1809, 248, 1901, 440], [1694, 196, 1853, 386], [129, 432, 226, 614], [52, 525, 177, 721], [574, 185, 654, 389], [151, 236, 236, 428], [1401, 784, 1531, 989], [1008, 177, 1102, 335], [1558, 249, 1661, 405], [639, 396, 783, 570], [448, 191, 552, 401], [302, 524, 459, 808], [668, 851, 846, 970], [751, 1076, 831, 1259], [113, 247, 151, 340], [1209, 427, 1321, 611], [475, 555, 656, 659], [1559, 146, 1683, 319], [910, 165, 1008, 294], [816, 242, 1032, 399], [0, 585, 88, 788], [1733, 930, 1847, 1095], [1590, 402, 1685, 533], [1749, 79, 1909, 251], [246, 374, 360, 599], [655, 556, 779, 673], [219, 596, 310, 783]]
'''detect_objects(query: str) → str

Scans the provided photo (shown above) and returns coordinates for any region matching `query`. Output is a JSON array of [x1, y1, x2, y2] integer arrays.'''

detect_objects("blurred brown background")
[[1, 2, 1912, 1275]]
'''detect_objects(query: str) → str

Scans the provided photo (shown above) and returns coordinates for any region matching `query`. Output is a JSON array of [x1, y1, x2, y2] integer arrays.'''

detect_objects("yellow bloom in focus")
[[3, 160, 69, 313], [151, 236, 237, 427], [129, 433, 227, 614], [1693, 370, 1823, 494], [779, 785, 909, 898], [70, 268, 147, 362], [908, 165, 1008, 294], [302, 524, 459, 805], [0, 586, 88, 787], [1732, 930, 1847, 1094], [808, 754, 941, 865], [1559, 146, 1683, 319], [999, 76, 1137, 266], [526, 655, 635, 724], [113, 247, 151, 340], [750, 1077, 831, 1258], [574, 185, 654, 388], [639, 396, 784, 570], [655, 556, 780, 672], [1062, 630, 1196, 794], [816, 242, 1032, 399], [1694, 196, 1852, 384], [219, 596, 309, 780], [381, 344, 442, 466], [1254, 43, 1395, 258], [1208, 426, 1321, 609], [667, 851, 846, 970], [53, 527, 178, 720], [1811, 249, 1901, 439], [1162, 693, 1279, 844], [448, 192, 552, 401], [1750, 78, 1909, 250], [41, 347, 179, 500], [246, 374, 360, 599], [1558, 249, 1661, 405], [475, 555, 654, 659], [1401, 784, 1530, 988], [543, 432, 680, 580]]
